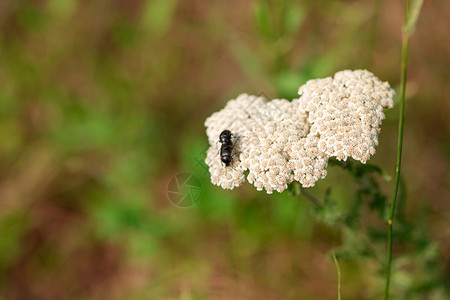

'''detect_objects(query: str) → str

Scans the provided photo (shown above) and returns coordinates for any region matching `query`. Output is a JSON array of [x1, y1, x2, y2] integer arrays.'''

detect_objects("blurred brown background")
[[0, 0, 449, 299]]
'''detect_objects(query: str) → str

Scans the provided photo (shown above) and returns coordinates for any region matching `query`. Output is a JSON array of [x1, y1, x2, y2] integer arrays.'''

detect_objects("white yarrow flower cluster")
[[204, 70, 394, 193]]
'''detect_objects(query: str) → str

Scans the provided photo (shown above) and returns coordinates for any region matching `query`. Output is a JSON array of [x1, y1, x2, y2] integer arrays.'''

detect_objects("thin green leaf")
[[404, 0, 423, 34], [331, 252, 341, 300], [362, 164, 392, 181], [142, 0, 178, 36], [253, 1, 275, 40], [282, 3, 305, 35]]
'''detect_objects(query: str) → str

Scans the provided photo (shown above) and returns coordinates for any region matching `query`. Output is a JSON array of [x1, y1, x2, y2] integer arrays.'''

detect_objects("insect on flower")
[[218, 129, 234, 167], [204, 70, 395, 193]]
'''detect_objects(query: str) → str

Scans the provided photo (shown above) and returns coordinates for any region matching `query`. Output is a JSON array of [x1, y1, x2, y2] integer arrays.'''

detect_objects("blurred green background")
[[0, 0, 449, 299]]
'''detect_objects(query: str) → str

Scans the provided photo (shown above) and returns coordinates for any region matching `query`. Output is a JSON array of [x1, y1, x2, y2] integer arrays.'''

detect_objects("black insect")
[[219, 129, 232, 145], [219, 130, 234, 167]]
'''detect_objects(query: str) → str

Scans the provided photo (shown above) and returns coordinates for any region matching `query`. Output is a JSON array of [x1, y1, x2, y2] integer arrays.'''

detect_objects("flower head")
[[204, 70, 394, 193], [295, 70, 395, 163]]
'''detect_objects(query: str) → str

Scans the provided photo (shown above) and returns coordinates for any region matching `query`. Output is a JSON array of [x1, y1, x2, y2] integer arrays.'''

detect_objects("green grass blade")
[[332, 252, 341, 300], [405, 0, 424, 34]]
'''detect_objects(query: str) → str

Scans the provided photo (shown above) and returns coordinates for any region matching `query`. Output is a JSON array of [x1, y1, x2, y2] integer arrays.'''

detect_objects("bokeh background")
[[0, 0, 449, 299]]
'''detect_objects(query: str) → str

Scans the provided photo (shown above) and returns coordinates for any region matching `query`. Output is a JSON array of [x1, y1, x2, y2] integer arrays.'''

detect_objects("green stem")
[[332, 252, 341, 300], [300, 188, 320, 206], [384, 4, 410, 300]]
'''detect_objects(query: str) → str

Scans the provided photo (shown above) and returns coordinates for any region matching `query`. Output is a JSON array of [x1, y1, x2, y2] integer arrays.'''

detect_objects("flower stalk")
[[384, 1, 422, 299]]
